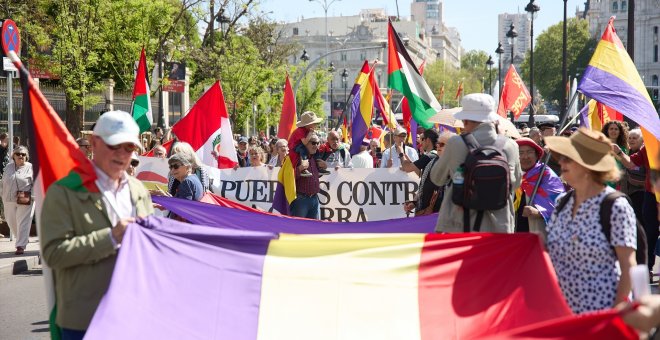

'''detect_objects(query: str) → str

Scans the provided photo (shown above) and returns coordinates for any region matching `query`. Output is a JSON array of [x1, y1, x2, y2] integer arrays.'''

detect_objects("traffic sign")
[[1, 19, 20, 57]]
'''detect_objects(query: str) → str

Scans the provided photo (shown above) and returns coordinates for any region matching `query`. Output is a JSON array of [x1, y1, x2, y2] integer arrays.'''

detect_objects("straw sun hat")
[[296, 111, 323, 128], [543, 127, 616, 172]]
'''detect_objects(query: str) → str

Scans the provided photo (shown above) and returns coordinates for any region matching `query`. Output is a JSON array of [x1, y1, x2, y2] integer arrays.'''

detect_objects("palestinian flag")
[[131, 48, 153, 133], [14, 51, 98, 340], [387, 21, 441, 129]]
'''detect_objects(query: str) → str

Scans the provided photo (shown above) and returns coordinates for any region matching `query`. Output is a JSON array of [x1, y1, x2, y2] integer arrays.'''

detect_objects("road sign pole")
[[7, 73, 12, 156]]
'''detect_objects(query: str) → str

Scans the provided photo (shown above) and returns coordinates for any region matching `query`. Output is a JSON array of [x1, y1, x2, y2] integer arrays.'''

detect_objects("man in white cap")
[[429, 93, 521, 233], [40, 110, 154, 338], [380, 125, 418, 169]]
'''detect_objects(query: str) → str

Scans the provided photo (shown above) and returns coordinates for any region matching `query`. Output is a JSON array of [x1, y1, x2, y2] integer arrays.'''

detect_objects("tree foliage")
[[520, 18, 596, 106]]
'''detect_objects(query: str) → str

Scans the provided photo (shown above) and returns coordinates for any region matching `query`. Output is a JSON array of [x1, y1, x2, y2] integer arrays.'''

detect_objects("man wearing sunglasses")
[[290, 133, 326, 219], [40, 110, 154, 339]]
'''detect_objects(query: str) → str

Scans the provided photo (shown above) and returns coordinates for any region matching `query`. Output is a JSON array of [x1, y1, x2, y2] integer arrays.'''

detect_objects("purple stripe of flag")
[[578, 103, 590, 129], [350, 91, 369, 156], [152, 196, 437, 234], [86, 216, 275, 339], [578, 66, 660, 139]]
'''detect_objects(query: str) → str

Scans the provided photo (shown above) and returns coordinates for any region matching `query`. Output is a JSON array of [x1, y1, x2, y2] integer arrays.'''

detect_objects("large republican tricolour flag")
[[387, 21, 441, 129], [85, 216, 637, 339], [578, 17, 660, 174], [131, 47, 153, 134], [171, 81, 238, 168], [13, 51, 99, 340]]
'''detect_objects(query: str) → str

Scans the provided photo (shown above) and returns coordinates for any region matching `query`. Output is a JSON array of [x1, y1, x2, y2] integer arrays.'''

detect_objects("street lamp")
[[486, 55, 494, 95], [506, 23, 518, 69], [341, 68, 349, 103], [300, 49, 310, 62], [495, 42, 504, 95], [525, 0, 540, 126], [309, 0, 342, 65], [328, 62, 335, 129]]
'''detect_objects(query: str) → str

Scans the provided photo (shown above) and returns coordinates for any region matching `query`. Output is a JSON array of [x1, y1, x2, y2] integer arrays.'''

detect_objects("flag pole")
[[528, 90, 579, 204]]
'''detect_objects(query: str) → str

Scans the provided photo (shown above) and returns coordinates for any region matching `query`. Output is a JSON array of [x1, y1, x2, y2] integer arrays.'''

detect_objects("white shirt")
[[380, 145, 418, 168], [94, 164, 135, 227], [352, 150, 374, 168]]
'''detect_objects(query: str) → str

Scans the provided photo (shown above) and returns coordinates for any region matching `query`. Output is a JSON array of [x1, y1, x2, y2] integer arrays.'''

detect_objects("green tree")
[[520, 17, 596, 106]]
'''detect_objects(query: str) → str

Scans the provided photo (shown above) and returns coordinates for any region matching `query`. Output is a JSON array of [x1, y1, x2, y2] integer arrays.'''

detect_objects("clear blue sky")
[[260, 0, 584, 53]]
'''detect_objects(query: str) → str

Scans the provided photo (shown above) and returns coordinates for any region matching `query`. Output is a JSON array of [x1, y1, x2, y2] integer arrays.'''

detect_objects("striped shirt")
[[295, 157, 320, 196]]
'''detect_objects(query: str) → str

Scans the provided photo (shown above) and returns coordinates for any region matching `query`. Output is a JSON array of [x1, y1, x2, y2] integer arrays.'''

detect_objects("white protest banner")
[[135, 156, 420, 222]]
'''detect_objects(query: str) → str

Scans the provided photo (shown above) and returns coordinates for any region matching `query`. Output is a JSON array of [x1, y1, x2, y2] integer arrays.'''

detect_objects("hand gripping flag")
[[388, 21, 441, 128], [171, 81, 238, 169], [277, 74, 297, 139], [131, 47, 153, 134], [497, 65, 531, 119], [578, 17, 660, 175]]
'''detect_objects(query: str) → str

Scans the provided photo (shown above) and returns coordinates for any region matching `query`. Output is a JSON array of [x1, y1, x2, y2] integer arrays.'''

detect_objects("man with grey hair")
[[153, 145, 167, 159], [352, 139, 373, 168], [528, 127, 542, 145], [319, 130, 352, 170]]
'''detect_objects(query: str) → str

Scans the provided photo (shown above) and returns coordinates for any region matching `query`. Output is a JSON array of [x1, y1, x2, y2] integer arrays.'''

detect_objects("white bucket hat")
[[453, 93, 501, 123]]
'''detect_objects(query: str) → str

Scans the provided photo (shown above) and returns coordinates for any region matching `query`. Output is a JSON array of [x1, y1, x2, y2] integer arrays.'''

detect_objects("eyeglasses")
[[106, 143, 138, 153], [169, 163, 183, 170], [14, 153, 26, 157], [310, 141, 320, 146], [437, 142, 446, 148], [130, 160, 140, 167]]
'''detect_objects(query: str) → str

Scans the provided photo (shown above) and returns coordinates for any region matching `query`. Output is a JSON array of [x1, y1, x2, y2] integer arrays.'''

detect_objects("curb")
[[0, 254, 41, 278]]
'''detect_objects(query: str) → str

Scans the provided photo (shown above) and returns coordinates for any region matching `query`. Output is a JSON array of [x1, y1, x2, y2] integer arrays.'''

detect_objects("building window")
[[612, 1, 618, 12], [654, 45, 659, 62], [293, 27, 299, 36], [653, 75, 659, 86], [621, 1, 627, 11]]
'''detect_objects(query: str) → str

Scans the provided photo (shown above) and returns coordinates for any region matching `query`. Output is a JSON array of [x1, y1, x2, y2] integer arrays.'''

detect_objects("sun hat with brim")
[[93, 110, 141, 149], [543, 127, 616, 172], [296, 111, 323, 128], [453, 93, 501, 123], [516, 137, 543, 159]]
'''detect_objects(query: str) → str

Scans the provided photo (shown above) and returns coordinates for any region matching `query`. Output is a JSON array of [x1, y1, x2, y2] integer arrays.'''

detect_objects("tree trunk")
[[65, 93, 83, 138]]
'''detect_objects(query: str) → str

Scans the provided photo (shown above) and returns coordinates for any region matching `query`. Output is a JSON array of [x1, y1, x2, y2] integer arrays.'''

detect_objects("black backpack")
[[555, 190, 648, 266], [452, 133, 511, 231]]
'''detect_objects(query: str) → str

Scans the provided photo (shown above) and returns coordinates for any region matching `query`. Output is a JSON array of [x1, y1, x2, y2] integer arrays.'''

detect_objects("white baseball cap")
[[93, 110, 141, 148]]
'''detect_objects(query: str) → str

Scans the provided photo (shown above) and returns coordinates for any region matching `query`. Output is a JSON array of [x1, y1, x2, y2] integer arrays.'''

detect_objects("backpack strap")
[[555, 190, 574, 215], [599, 191, 628, 244], [460, 133, 480, 152]]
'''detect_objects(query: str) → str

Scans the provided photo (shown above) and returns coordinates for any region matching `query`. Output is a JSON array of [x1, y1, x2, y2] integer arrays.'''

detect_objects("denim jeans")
[[290, 194, 320, 219], [61, 328, 86, 340]]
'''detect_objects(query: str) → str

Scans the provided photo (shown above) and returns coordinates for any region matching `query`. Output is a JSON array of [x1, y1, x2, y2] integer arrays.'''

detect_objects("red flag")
[[277, 74, 297, 139], [172, 81, 238, 168], [455, 81, 463, 100], [497, 65, 531, 118], [142, 139, 174, 157]]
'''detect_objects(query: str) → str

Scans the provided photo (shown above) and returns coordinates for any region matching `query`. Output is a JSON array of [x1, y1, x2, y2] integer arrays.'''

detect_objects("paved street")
[[0, 263, 49, 340]]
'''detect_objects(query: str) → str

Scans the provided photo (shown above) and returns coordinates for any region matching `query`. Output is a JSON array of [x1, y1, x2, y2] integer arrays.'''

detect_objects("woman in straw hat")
[[544, 128, 637, 314]]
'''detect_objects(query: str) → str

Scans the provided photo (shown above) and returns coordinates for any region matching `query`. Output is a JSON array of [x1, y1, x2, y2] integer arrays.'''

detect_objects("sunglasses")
[[437, 142, 446, 148], [310, 141, 320, 145], [107, 143, 138, 153], [14, 153, 26, 157], [169, 163, 183, 170], [130, 160, 140, 167]]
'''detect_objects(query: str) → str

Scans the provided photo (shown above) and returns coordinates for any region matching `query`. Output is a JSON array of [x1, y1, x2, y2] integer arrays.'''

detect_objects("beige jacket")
[[429, 123, 521, 233], [40, 176, 153, 330]]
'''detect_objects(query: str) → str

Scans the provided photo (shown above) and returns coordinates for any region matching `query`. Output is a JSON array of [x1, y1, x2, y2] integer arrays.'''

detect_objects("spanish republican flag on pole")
[[578, 17, 660, 174], [387, 21, 441, 129], [131, 47, 153, 134], [13, 51, 99, 340]]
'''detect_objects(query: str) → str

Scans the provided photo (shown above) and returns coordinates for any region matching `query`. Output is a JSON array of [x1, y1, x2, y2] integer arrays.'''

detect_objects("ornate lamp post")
[[495, 43, 504, 94], [506, 23, 518, 69], [328, 62, 335, 129], [309, 0, 342, 64], [341, 68, 349, 103], [525, 0, 540, 126], [486, 55, 494, 95]]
